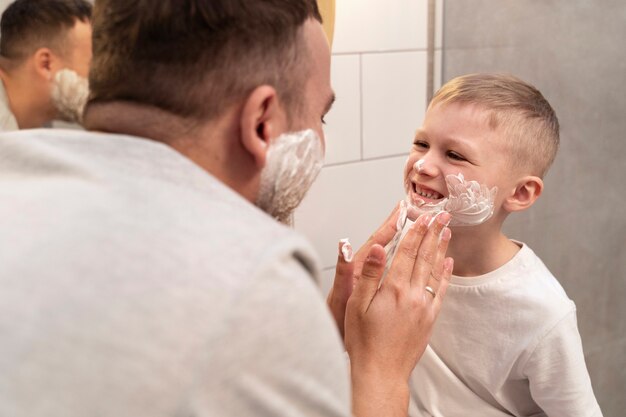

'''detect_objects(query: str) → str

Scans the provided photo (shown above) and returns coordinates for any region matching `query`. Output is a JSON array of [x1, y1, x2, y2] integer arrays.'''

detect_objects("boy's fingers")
[[351, 244, 386, 311]]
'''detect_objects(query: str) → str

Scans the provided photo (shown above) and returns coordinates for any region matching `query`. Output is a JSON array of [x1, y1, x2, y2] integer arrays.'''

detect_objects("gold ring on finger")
[[425, 285, 436, 298]]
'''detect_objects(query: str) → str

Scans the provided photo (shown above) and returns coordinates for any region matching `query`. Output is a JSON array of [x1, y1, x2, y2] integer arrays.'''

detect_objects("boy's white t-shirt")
[[409, 242, 602, 417]]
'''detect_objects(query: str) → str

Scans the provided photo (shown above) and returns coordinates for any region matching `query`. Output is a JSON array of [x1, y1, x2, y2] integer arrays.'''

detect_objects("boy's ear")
[[503, 175, 544, 213], [239, 85, 285, 169]]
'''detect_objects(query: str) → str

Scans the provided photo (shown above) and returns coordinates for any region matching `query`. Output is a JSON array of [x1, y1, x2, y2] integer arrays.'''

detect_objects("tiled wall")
[[294, 0, 443, 295], [441, 1, 626, 415]]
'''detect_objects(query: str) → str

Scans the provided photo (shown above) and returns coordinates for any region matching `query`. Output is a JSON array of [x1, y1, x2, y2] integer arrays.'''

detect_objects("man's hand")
[[326, 203, 402, 339], [345, 212, 453, 417]]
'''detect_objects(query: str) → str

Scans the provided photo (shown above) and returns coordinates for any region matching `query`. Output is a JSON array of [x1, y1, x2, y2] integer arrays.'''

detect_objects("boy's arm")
[[524, 310, 603, 417]]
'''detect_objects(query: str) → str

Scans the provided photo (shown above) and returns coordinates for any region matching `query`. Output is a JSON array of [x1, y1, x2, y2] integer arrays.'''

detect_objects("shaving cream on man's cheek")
[[51, 69, 89, 123], [256, 129, 324, 225]]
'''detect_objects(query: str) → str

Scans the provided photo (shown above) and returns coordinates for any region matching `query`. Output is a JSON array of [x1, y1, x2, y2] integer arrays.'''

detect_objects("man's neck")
[[446, 224, 521, 277], [83, 101, 259, 203], [2, 76, 53, 129]]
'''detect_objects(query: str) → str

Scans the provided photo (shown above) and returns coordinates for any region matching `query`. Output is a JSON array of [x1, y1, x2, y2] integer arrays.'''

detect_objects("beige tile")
[[333, 0, 428, 53], [324, 54, 361, 165], [294, 156, 407, 268]]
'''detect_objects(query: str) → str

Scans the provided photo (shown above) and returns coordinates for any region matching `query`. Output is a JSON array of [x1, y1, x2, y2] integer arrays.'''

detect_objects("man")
[[0, 0, 92, 130], [0, 1, 453, 416]]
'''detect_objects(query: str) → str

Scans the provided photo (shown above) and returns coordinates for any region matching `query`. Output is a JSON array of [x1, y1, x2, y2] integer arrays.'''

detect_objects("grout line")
[[359, 53, 364, 160], [427, 0, 436, 104], [324, 153, 408, 169], [440, 0, 446, 79]]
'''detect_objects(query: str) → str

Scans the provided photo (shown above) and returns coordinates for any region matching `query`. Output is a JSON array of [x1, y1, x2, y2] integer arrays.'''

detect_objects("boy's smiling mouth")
[[411, 183, 445, 204]]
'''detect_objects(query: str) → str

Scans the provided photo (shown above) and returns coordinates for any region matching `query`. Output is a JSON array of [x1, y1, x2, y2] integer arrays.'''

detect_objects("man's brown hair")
[[88, 0, 322, 123], [431, 73, 560, 177], [0, 0, 92, 61]]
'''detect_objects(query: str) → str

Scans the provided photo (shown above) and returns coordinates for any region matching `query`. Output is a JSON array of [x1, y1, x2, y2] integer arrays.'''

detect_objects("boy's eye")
[[321, 115, 327, 125], [447, 151, 466, 161], [413, 140, 429, 149]]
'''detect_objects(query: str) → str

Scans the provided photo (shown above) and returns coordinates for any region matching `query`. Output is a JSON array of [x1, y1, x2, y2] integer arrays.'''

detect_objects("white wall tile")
[[324, 54, 361, 165], [294, 156, 407, 269], [333, 0, 428, 53], [362, 51, 428, 159]]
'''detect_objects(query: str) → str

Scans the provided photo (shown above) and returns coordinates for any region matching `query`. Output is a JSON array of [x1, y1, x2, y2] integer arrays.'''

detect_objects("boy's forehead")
[[423, 102, 502, 135], [420, 102, 512, 154]]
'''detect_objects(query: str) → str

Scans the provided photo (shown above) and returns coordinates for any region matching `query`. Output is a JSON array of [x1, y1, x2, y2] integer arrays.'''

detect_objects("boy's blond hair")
[[431, 73, 559, 178]]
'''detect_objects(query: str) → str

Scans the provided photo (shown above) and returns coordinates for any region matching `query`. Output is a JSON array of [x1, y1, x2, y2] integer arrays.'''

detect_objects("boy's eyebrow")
[[413, 130, 479, 153]]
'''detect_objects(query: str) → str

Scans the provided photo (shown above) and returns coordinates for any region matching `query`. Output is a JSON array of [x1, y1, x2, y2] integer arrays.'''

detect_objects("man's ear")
[[503, 175, 544, 213], [239, 85, 286, 169], [32, 48, 55, 80]]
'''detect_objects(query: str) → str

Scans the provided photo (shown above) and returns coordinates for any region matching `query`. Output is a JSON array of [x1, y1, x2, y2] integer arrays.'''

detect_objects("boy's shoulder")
[[502, 241, 575, 319]]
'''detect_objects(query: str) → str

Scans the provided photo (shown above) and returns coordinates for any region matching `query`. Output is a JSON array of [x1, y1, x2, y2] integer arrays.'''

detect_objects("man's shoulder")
[[0, 129, 320, 284]]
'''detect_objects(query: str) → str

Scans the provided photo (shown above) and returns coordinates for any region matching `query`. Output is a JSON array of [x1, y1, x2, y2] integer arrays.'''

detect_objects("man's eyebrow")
[[324, 93, 336, 114]]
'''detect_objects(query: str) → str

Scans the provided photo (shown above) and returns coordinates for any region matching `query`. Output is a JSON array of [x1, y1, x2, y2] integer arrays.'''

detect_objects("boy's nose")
[[413, 158, 437, 176]]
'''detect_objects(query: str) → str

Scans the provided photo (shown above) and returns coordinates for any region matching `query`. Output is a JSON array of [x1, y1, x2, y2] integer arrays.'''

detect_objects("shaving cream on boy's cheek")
[[382, 174, 497, 281], [51, 68, 89, 123], [409, 173, 497, 227], [256, 129, 324, 225]]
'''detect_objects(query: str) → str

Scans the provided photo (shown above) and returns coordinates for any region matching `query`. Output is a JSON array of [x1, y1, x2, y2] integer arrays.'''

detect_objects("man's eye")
[[413, 140, 429, 149], [447, 151, 466, 161], [321, 115, 327, 125]]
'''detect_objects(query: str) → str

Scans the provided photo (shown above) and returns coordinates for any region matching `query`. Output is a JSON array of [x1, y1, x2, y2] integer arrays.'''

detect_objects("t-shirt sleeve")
[[197, 250, 352, 417], [523, 310, 603, 417]]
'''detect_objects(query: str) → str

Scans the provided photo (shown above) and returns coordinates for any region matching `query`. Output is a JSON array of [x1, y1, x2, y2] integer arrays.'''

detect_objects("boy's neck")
[[446, 227, 521, 277]]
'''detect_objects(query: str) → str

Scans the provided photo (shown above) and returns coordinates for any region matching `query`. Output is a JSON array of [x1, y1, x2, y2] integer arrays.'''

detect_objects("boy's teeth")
[[416, 187, 440, 199]]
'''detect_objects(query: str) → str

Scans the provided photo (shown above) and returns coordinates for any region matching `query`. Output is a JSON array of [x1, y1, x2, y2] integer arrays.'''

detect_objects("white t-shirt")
[[0, 80, 18, 131], [409, 243, 602, 417]]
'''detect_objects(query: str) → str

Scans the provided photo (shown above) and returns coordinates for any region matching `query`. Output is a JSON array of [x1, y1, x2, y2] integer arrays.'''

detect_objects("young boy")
[[405, 74, 602, 416]]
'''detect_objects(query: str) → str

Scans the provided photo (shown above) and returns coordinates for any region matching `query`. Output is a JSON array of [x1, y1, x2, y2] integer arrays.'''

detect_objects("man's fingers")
[[328, 240, 356, 339], [350, 244, 386, 311], [383, 213, 432, 286], [410, 212, 451, 289], [434, 257, 454, 303], [331, 239, 355, 297], [420, 224, 452, 296]]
